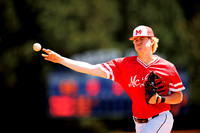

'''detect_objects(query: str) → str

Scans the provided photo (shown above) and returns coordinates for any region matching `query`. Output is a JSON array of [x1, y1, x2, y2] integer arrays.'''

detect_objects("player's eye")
[[140, 37, 145, 40]]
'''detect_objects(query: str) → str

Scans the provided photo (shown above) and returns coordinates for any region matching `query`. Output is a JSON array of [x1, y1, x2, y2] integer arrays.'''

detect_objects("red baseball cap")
[[129, 25, 154, 40]]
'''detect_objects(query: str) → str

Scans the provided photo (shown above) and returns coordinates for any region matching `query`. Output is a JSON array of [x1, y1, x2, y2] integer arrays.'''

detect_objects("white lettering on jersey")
[[128, 74, 149, 88]]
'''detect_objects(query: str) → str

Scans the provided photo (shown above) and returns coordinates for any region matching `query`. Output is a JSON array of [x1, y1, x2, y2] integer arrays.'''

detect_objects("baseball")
[[33, 43, 42, 52]]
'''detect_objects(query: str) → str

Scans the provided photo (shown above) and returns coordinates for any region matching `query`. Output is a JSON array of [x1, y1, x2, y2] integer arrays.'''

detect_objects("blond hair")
[[151, 37, 159, 53]]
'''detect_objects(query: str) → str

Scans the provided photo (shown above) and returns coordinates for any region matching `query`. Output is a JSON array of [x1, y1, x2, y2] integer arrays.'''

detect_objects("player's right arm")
[[41, 48, 107, 78]]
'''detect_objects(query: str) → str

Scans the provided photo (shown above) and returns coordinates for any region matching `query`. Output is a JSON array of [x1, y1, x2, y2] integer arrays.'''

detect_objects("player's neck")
[[138, 54, 157, 65]]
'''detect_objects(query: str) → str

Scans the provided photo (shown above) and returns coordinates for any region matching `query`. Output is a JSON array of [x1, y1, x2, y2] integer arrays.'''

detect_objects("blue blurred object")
[[47, 68, 189, 118]]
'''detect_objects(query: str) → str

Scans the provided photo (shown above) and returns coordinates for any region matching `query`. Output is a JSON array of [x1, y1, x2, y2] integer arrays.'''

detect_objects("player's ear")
[[150, 38, 154, 45]]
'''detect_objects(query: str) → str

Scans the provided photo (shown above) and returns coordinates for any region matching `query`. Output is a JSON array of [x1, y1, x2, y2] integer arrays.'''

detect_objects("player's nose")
[[134, 40, 142, 45]]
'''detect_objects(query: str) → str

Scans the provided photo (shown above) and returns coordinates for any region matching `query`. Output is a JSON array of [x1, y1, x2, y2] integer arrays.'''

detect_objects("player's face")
[[133, 37, 153, 53]]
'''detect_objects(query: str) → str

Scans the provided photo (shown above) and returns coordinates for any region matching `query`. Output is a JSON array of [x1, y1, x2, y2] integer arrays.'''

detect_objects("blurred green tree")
[[30, 0, 121, 56], [0, 0, 200, 107], [182, 11, 200, 104]]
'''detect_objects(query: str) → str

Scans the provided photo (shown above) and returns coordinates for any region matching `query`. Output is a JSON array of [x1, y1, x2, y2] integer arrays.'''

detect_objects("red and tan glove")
[[144, 71, 168, 104]]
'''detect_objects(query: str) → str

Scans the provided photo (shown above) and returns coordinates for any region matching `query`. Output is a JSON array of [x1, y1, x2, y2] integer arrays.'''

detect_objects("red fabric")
[[98, 56, 185, 119]]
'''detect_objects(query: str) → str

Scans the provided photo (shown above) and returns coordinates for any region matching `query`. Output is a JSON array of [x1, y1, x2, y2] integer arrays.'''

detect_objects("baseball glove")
[[144, 71, 167, 104]]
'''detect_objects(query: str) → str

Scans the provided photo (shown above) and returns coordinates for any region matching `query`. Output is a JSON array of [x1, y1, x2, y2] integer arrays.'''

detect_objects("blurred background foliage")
[[1, 0, 200, 132]]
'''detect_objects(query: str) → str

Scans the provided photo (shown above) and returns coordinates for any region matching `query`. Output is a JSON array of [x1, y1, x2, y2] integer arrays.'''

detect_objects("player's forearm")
[[42, 48, 95, 75], [59, 56, 97, 75], [42, 48, 107, 78], [164, 91, 183, 104]]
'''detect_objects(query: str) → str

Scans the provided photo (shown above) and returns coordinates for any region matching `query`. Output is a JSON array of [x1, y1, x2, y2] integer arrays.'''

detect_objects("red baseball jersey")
[[98, 56, 185, 119]]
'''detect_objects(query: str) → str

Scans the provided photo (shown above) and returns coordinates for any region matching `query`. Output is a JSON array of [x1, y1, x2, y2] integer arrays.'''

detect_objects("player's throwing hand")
[[42, 48, 63, 63]]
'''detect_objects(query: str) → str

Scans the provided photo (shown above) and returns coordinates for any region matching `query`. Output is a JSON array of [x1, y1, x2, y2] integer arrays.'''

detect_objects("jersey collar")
[[137, 56, 159, 68]]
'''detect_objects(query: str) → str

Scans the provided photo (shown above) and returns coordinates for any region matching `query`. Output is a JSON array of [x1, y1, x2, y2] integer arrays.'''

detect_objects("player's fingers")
[[44, 57, 50, 61], [42, 48, 47, 53], [42, 48, 52, 54], [41, 53, 48, 58], [44, 57, 57, 63]]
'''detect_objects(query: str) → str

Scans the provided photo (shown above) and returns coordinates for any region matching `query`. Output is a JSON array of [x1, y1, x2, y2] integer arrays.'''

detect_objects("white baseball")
[[33, 43, 42, 52]]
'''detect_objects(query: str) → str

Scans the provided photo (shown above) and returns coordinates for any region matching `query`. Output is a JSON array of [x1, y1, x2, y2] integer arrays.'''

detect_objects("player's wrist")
[[59, 56, 68, 64], [156, 95, 166, 104], [156, 95, 162, 104], [160, 96, 166, 103]]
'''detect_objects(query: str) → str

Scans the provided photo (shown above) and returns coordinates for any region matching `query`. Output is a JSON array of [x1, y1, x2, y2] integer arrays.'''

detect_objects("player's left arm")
[[161, 65, 185, 104], [147, 69, 185, 104], [148, 90, 183, 104], [163, 91, 183, 104]]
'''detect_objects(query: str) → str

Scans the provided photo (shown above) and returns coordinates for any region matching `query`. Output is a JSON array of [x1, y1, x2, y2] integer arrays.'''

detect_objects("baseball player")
[[42, 25, 185, 133]]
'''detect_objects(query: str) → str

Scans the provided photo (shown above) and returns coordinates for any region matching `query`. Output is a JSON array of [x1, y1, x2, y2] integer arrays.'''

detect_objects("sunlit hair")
[[151, 37, 159, 53]]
